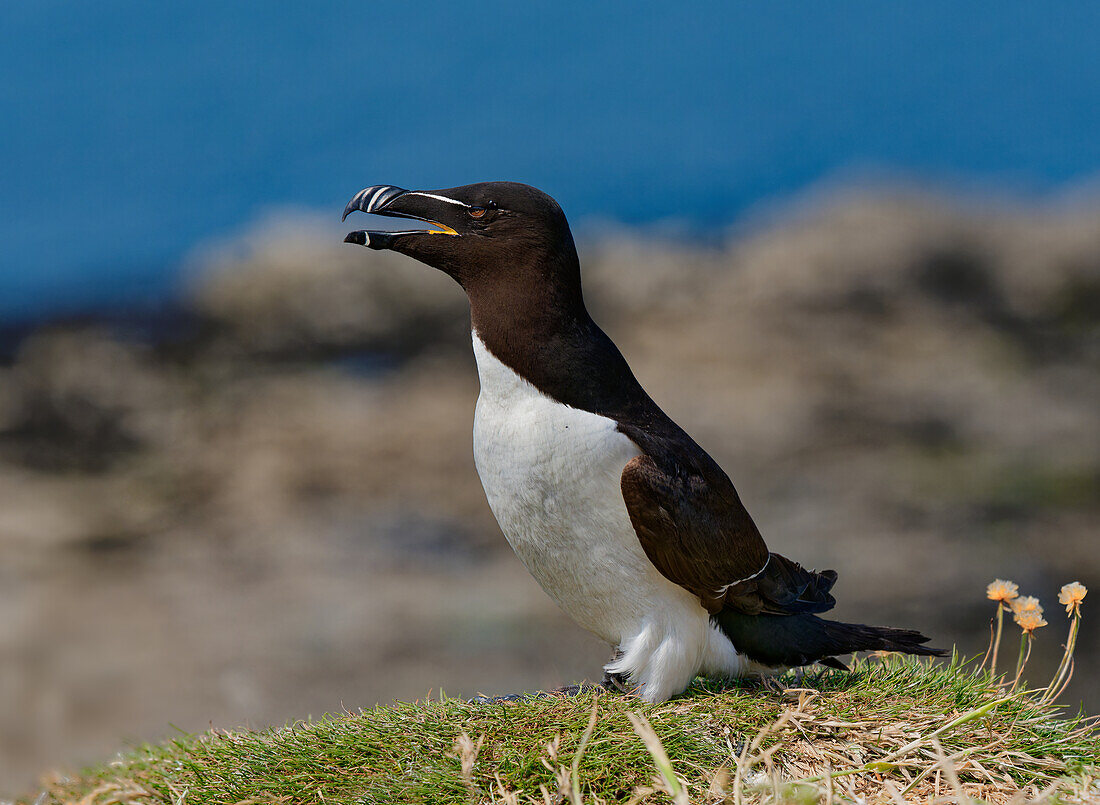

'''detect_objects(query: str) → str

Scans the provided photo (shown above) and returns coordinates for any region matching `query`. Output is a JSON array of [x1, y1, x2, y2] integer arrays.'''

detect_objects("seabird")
[[343, 182, 943, 703]]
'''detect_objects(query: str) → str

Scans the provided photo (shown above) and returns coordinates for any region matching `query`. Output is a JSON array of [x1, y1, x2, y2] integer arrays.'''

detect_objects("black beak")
[[342, 185, 460, 249]]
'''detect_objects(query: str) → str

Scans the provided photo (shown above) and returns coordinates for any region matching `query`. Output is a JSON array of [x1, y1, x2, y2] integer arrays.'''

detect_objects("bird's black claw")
[[548, 682, 604, 697], [601, 670, 632, 693]]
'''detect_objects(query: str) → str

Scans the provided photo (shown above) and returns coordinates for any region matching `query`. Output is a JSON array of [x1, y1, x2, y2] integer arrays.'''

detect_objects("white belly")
[[470, 332, 747, 701]]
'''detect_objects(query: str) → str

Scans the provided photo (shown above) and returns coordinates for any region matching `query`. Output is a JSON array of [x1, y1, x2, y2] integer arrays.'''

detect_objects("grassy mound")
[[28, 657, 1099, 804]]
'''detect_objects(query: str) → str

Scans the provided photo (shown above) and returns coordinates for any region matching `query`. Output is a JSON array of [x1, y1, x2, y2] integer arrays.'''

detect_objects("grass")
[[24, 655, 1100, 805]]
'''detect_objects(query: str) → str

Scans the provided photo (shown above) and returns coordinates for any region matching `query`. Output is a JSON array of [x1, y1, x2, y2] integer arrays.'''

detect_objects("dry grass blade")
[[931, 738, 973, 805], [878, 693, 1017, 765], [626, 711, 688, 805], [454, 731, 486, 801]]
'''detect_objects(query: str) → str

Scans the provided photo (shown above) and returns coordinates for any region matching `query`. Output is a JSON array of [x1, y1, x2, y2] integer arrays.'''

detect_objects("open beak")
[[342, 185, 459, 249]]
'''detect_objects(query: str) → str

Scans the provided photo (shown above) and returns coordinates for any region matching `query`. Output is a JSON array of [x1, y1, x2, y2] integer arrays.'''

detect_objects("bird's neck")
[[464, 247, 585, 354], [466, 261, 658, 423]]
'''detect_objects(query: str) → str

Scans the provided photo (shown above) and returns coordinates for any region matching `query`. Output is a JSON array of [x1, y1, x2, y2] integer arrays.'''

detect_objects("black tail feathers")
[[712, 610, 946, 670]]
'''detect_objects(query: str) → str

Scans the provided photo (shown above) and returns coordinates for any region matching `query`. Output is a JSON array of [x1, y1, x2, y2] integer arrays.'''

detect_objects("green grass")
[[27, 656, 1100, 804]]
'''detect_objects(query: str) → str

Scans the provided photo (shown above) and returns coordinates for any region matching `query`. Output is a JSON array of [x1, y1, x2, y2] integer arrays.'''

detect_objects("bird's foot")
[[547, 682, 603, 697], [762, 675, 789, 695], [469, 682, 603, 704], [601, 670, 633, 694], [468, 666, 633, 704]]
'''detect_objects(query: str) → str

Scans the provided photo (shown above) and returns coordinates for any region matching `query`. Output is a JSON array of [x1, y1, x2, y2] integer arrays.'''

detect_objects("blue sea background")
[[3, 1, 1099, 323]]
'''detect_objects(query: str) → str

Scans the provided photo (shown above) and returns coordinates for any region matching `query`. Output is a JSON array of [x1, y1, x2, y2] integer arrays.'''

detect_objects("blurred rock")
[[184, 213, 469, 360], [0, 330, 168, 472]]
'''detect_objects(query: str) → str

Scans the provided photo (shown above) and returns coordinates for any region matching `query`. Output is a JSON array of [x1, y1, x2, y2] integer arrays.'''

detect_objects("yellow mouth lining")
[[426, 221, 459, 236]]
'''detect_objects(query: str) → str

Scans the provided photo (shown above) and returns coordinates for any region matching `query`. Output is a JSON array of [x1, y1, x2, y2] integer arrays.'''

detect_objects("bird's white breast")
[[470, 332, 746, 700]]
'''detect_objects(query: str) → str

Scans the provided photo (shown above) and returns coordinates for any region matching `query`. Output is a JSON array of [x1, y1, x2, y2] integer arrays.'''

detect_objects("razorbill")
[[343, 182, 943, 703]]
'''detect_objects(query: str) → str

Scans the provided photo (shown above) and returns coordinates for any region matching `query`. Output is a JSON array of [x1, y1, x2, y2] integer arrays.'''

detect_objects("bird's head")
[[342, 182, 579, 293]]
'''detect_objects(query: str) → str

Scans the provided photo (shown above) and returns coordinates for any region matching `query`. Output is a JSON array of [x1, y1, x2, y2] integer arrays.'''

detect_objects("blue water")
[[3, 1, 1100, 322]]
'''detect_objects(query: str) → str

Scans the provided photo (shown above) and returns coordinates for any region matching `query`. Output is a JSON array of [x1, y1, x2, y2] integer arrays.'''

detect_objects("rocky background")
[[2, 187, 1098, 795]]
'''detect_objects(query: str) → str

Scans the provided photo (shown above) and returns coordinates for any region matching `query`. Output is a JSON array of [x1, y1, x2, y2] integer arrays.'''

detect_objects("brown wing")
[[620, 453, 839, 615], [620, 453, 771, 612]]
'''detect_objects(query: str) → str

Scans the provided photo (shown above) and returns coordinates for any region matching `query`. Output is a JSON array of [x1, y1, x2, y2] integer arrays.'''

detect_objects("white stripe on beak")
[[404, 191, 471, 208], [367, 186, 390, 212]]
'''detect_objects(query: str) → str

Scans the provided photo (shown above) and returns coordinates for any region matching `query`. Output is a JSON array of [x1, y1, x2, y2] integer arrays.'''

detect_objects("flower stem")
[[990, 604, 1005, 677], [1044, 611, 1080, 703], [1012, 632, 1032, 692]]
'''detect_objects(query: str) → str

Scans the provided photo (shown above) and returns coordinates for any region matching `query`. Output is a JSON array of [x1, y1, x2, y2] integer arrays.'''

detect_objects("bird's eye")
[[469, 207, 486, 218]]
